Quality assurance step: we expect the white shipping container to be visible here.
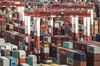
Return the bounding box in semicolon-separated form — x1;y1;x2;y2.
0;56;10;66
44;47;49;53
67;57;73;66
87;45;100;54
10;44;18;50
0;45;6;51
5;43;18;50
67;50;76;66
32;63;37;66
0;38;5;44
0;44;11;51
54;23;59;28
18;50;26;58
28;55;37;63
4;45;12;50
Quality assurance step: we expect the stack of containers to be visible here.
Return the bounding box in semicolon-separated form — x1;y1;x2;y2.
0;56;10;66
1;49;11;56
87;45;100;66
11;50;20;65
74;51;86;66
59;48;69;64
5;43;18;50
41;36;50;61
18;50;26;65
73;41;89;53
2;44;12;50
42;47;50;60
52;35;71;46
14;20;22;31
96;34;100;42
0;38;5;44
0;45;6;53
0;38;5;53
67;50;86;66
63;41;73;49
0;43;18;56
67;50;75;66
0;43;12;56
0;17;6;38
6;23;14;31
26;55;37;66
11;50;26;65
92;34;96;41
7;56;16;66
49;45;61;63
52;36;62;46
53;20;61;35
4;31;11;43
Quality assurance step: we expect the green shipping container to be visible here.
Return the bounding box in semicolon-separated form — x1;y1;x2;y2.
26;56;37;66
11;50;19;58
63;41;73;49
26;56;33;66
92;35;96;41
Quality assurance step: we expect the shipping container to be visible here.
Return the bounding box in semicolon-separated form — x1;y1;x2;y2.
0;56;10;66
7;56;16;66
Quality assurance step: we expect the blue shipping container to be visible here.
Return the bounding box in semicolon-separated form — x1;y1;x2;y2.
67;50;75;59
7;56;16;66
74;52;86;61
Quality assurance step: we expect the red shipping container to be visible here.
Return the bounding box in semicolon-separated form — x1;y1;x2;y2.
4;30;12;42
60;47;69;64
53;28;61;35
41;53;49;61
87;61;100;66
86;53;100;61
73;60;86;66
14;26;19;32
87;52;100;66
19;58;26;64
94;62;100;66
52;35;71;46
50;45;58;58
50;45;61;58
73;41;100;53
73;41;89;52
